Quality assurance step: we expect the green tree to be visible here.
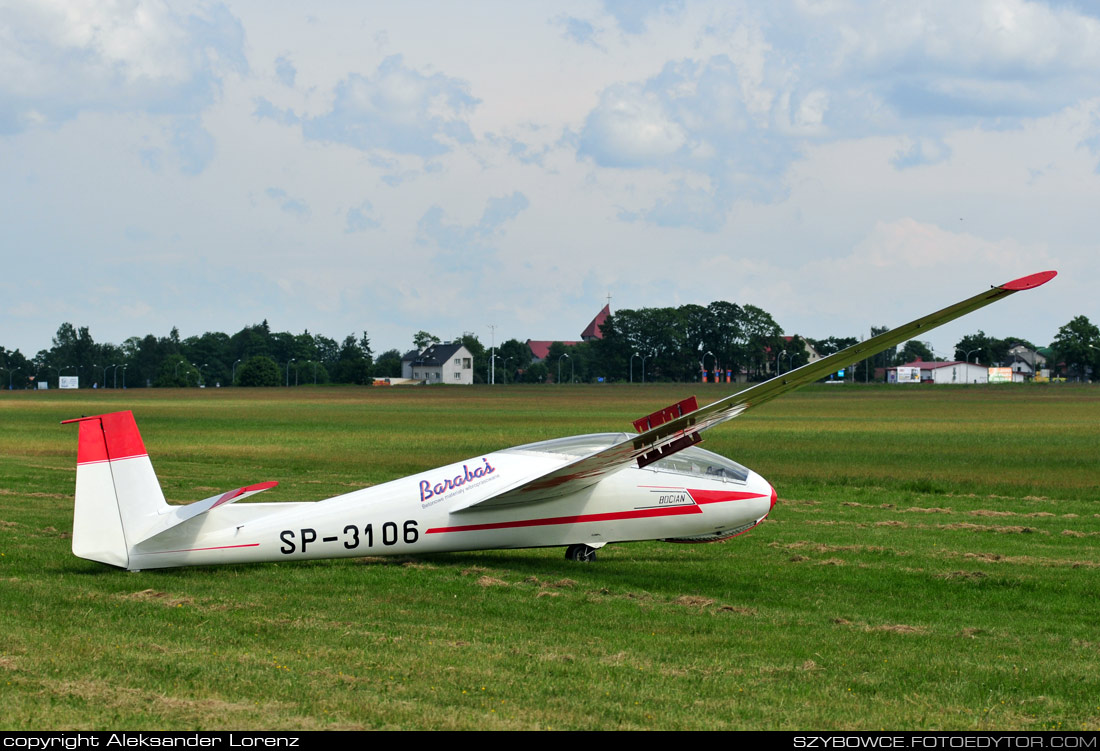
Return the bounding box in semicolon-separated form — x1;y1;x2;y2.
954;331;1008;366
897;340;936;363
373;349;403;378
413;330;440;349
236;355;281;387
333;333;373;384
0;347;33;389
154;355;201;387
1051;315;1099;381
496;339;533;383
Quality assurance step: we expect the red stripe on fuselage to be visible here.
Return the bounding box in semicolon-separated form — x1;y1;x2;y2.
427;504;702;535
687;490;768;505
147;543;261;554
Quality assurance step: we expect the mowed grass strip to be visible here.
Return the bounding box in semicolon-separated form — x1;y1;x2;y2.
0;384;1097;730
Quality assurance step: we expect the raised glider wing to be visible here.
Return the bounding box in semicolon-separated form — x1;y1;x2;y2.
65;270;1056;570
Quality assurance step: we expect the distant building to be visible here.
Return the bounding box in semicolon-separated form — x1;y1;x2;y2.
887;359;990;384
527;305;610;362
783;336;823;365
1007;344;1047;379
400;342;475;384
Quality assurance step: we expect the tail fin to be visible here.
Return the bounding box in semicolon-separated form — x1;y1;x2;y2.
63;411;170;568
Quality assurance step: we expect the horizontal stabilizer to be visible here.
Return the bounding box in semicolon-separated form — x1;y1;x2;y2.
132;481;278;544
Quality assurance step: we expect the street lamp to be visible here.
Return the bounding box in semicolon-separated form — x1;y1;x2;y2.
702;350;716;382
121;365;128;389
232;359;242;385
503;357;513;384
965;348;981;385
641;352;653;383
557;352;570;385
286;358;296;387
776;349;786;376
630;352;640;383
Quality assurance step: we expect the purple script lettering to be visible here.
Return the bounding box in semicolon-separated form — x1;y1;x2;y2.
420;458;496;503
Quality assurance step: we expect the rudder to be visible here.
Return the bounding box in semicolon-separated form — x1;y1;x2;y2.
64;412;170;569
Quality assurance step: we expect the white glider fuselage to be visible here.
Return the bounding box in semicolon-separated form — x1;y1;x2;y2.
71;419;774;571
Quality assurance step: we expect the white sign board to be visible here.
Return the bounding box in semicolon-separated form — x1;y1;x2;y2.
59;376;79;390
894;367;920;383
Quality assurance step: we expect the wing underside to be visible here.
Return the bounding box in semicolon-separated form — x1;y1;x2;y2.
453;270;1056;511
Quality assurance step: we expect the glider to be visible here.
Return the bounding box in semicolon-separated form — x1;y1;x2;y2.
65;271;1056;570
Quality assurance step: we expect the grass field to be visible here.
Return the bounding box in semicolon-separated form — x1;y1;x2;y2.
1;383;1098;730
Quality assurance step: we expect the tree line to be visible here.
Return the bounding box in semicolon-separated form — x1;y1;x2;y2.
2;309;1098;389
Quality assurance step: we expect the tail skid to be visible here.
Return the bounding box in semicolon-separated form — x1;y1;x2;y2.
64;412;278;569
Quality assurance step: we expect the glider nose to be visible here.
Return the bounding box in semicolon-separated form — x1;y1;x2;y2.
768;483;777;512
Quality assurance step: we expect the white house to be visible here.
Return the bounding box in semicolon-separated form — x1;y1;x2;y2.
888;360;990;384
400;342;475;385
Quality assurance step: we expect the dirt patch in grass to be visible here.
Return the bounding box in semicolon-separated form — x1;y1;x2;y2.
871;624;926;634
476;576;508;588
0;656;19;671
950;551;1100;569
832;618;926;635
0;489;70;499
47;679;292;726
899;507;953;514
874;520;908;527
523;576;576;589
718;605;756;615
818;558;845;566
937;570;988;581
673;595;715;608
969;509;1018;517
0;520;18;528
772;540;887;554
357;556;426;567
938;523;1049;535
123;589;195;608
789;554;810;562
535;590;560;598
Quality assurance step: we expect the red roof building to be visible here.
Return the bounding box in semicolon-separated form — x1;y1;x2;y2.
527;305;610;362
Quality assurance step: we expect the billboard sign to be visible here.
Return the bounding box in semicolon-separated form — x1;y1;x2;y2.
894;367;920;384
988;367;1013;384
59;376;79;390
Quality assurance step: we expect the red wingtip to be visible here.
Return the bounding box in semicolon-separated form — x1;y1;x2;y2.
1001;270;1057;291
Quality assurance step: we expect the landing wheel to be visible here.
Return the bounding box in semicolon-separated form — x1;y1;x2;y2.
565;544;597;562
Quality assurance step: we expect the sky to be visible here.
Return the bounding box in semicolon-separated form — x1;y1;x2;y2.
2;0;1096;359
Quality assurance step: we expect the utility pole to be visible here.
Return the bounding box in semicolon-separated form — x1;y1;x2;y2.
488;323;496;385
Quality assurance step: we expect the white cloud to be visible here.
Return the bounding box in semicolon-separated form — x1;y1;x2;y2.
0;0;245;132
298;55;478;157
